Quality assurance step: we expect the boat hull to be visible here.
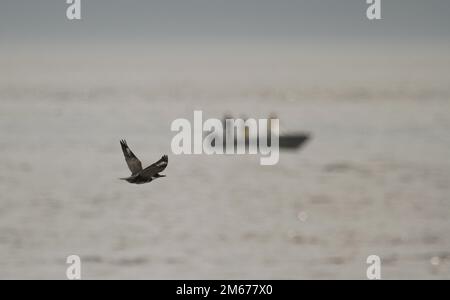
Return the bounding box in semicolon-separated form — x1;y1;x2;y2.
210;132;311;150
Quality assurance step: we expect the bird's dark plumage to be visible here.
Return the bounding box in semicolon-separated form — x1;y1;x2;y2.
119;140;168;184
120;140;142;175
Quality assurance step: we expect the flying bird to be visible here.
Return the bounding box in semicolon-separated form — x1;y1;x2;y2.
119;140;168;184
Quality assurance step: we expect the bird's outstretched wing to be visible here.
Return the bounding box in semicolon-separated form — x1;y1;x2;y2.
120;140;143;175
140;155;168;179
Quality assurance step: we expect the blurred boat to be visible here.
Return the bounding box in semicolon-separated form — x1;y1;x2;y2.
277;132;311;150
210;132;311;151
210;113;312;151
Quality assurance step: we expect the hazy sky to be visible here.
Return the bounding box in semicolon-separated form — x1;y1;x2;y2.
1;0;450;43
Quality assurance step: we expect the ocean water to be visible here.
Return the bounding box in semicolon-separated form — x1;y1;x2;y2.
0;43;449;279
